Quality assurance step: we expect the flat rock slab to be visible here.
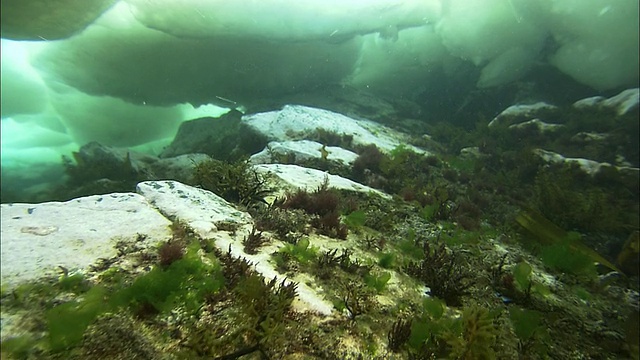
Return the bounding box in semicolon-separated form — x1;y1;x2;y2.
250;140;358;166
254;163;391;199
0;193;172;289
136;180;252;239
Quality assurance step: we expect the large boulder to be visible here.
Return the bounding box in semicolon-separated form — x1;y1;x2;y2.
160;110;262;159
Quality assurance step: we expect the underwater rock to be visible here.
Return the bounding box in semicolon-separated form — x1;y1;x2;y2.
0;193;172;290
488;88;639;171
573;88;640;116
603;88;640;115
570;132;610;144
136;180;252;240
72;141;157;180
508;118;565;133
149;153;212;184
68;142;213;197
241;104;425;154
160;110;256;159
245;85;415;125
249;140;358;166
253;163;390;199
533;149;639;177
459;146;484;160
488;102;558;127
1;179;336;316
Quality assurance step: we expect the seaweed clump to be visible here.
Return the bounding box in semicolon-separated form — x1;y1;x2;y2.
279;177;349;239
157;240;185;268
190;247;299;359
532;164;637;235
406;241;473;306
79;314;159;360
388;318;412;352
192;158;271;206
443;305;498;360
242;226;268;255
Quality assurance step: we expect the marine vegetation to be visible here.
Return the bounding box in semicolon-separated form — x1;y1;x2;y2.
363;270;391;293
406;240;473;306
336;280;375;320
492;257;551;305
192;158;272;206
272;237;319;272
252;204;308;240
55;143;144;200
157;239;185;268
315;248;367;277
393;296;502;359
532;164;638;235
309;127;354;149
46;285;110;351
443;305;499;360
388;318;412;352
25;236;223;354
78;313;160;360
516;209;620;274
351;144;443;200
508;306;550;357
279;176;349;239
187;246;299;359
241;226;269;254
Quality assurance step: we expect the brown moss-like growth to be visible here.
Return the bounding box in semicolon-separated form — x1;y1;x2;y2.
252;205;308;240
388;318;412;352
406;241;473;307
352;144;385;181
157;241;185;268
280;178;349;239
340;280;374;321
453;198;482;231
315;248;370;280
194;245;299;359
242;226;268;255
310;128;354;149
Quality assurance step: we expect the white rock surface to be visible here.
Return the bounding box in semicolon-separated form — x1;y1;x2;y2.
573;96;606;109
136;180;251;240
242;104;424;154
249;140;358;166
0;193;172;289
573;88;639;116
508;118;564;132
489;102;558;127
253;163;391;199
602;88;639;115
534;149;606;175
533;149;639;176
